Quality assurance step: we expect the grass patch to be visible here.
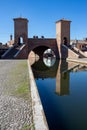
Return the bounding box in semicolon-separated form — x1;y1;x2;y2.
22;123;34;130
14;78;30;100
7;60;31;100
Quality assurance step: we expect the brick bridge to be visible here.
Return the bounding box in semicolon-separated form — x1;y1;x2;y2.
13;18;71;59
2;17;85;59
28;38;59;58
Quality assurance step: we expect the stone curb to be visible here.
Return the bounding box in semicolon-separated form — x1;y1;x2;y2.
27;60;49;130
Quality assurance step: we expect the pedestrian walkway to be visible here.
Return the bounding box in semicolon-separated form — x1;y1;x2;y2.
0;60;34;130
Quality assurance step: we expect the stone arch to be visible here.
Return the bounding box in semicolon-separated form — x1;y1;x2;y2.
18;36;23;45
15;34;28;45
20;37;23;43
63;37;68;46
28;45;56;59
43;49;56;58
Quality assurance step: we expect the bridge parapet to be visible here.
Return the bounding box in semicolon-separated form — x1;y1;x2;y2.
28;38;57;46
28;38;59;58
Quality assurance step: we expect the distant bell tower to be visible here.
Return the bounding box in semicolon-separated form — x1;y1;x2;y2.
10;34;12;41
13;17;28;44
56;18;71;46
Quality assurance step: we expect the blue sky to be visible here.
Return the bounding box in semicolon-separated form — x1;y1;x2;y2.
0;0;87;43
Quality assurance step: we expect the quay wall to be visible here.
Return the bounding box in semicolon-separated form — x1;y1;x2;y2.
28;59;49;130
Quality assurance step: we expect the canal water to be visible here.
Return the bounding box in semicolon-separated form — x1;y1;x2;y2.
31;58;87;130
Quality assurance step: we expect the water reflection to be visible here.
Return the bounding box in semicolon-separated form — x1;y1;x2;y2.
56;61;70;96
31;59;87;130
31;59;81;96
43;57;56;67
31;58;58;79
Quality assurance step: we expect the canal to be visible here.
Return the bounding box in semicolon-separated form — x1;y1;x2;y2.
31;58;87;130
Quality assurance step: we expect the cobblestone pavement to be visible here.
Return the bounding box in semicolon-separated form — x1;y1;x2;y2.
0;60;34;130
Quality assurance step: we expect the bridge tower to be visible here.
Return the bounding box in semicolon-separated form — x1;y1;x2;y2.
56;18;71;46
56;60;69;96
56;19;71;59
13;17;28;44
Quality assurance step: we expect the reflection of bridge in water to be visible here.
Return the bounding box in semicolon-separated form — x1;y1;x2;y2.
31;59;58;79
31;59;87;96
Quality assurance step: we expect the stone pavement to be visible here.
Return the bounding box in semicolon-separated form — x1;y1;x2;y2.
0;60;34;130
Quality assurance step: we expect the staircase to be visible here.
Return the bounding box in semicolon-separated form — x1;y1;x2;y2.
71;47;87;58
62;44;87;59
2;45;23;59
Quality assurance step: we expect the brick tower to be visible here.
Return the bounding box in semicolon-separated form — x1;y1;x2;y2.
56;19;71;59
13;17;28;44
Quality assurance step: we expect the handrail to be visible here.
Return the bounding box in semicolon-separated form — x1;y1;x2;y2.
62;44;87;58
73;47;87;58
62;44;79;57
1;46;14;58
14;44;25;58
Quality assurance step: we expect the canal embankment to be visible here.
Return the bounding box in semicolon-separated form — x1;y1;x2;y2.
0;60;34;130
28;59;49;130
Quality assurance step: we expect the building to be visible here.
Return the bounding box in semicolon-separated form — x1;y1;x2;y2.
71;38;87;51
